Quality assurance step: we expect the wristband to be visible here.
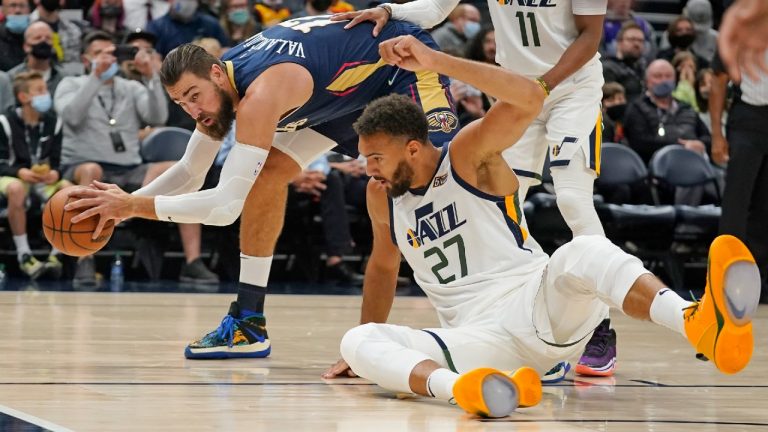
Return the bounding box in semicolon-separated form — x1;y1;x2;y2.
535;77;550;97
377;3;392;19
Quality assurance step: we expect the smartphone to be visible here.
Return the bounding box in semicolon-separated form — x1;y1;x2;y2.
115;45;139;63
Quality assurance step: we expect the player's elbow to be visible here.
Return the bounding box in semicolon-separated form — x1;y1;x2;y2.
203;200;245;226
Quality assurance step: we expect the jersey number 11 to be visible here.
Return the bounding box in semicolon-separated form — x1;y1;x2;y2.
515;12;541;47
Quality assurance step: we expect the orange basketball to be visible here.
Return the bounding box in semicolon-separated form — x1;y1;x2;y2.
42;189;115;257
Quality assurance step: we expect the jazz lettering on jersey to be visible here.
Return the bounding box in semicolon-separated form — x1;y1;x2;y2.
241;33;306;59
406;202;467;249
498;0;556;7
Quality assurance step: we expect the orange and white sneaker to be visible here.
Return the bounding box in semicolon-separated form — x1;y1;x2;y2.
684;235;761;374
452;367;541;418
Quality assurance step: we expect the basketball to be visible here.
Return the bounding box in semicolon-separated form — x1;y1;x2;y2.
42;188;115;257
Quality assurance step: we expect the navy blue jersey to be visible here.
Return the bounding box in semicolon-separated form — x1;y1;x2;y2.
221;16;457;140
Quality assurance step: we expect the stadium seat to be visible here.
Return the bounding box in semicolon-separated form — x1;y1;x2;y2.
649;145;722;287
595;143;678;287
140;127;192;163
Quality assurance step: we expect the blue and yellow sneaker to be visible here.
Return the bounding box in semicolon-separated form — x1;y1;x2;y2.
184;301;271;359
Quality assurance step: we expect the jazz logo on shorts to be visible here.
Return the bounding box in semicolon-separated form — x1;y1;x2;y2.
552;136;578;158
427;111;459;134
406;201;467;249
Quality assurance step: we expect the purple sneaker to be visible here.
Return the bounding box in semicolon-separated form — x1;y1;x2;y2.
576;319;617;377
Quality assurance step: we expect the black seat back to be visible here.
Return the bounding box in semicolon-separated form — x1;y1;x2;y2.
140;127;192;163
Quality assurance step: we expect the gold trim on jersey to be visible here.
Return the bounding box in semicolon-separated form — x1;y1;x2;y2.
224;61;237;93
504;192;528;241
593;111;603;175
415;70;450;113
326;58;389;94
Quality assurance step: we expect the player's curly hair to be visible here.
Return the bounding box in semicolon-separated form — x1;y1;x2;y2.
353;95;428;144
160;44;225;87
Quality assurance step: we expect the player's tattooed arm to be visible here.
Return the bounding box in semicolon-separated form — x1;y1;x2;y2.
539;14;604;91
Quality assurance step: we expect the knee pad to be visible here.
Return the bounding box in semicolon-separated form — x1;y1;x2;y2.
340;323;376;366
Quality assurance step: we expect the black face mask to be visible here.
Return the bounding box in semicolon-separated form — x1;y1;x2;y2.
100;5;122;18
40;0;60;12
606;103;627;121
669;33;695;49
31;41;53;59
310;0;332;11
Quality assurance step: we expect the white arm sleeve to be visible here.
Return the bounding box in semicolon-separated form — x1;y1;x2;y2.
388;0;459;29
133;129;221;197
154;143;269;226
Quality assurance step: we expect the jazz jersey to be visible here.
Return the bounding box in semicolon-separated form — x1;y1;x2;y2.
221;16;455;135
488;0;607;77
389;145;549;328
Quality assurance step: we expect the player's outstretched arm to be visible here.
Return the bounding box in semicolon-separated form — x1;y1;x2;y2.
66;63;313;235
332;0;459;36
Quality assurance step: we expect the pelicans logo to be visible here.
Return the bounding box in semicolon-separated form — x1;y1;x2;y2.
405;202;467;249
427;111;459;134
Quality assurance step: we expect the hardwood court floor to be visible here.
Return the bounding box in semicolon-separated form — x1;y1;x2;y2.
0;291;766;431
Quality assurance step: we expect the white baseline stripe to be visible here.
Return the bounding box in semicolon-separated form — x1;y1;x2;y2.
0;403;75;432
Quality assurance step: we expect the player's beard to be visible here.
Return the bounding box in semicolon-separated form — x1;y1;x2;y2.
198;86;235;140
387;160;415;198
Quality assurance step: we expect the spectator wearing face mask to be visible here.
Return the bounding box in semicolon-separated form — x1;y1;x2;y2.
220;0;258;45
602;21;647;103
624;59;711;164
601;82;627;144
429;4;481;55
30;0;84;68
0;71;69;279
8;21;69;97
89;0;127;40
146;0;230;57
656;16;710;71
0;0;32;71
252;0;291;28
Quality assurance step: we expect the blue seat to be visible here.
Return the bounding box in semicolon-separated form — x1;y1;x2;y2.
140;127;191;163
595;143;679;286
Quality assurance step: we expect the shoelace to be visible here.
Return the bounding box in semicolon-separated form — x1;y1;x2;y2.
583;326;612;357
682;290;701;321
216;315;239;348
215;314;266;347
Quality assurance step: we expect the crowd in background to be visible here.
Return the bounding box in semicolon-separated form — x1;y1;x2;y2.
0;0;764;296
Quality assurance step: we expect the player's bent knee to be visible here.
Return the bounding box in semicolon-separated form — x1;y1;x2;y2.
340;323;378;366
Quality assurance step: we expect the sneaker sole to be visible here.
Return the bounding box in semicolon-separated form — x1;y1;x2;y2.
185;344;271;360
705;235;760;374
453;367;541;418
575;358;616;377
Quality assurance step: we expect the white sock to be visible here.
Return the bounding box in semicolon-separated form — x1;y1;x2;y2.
49;248;61;257
649;288;690;336
239;254;273;286
426;368;459;401
13;235;31;260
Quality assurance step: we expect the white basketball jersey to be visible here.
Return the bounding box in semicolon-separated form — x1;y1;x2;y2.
488;0;607;77
390;146;549;328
